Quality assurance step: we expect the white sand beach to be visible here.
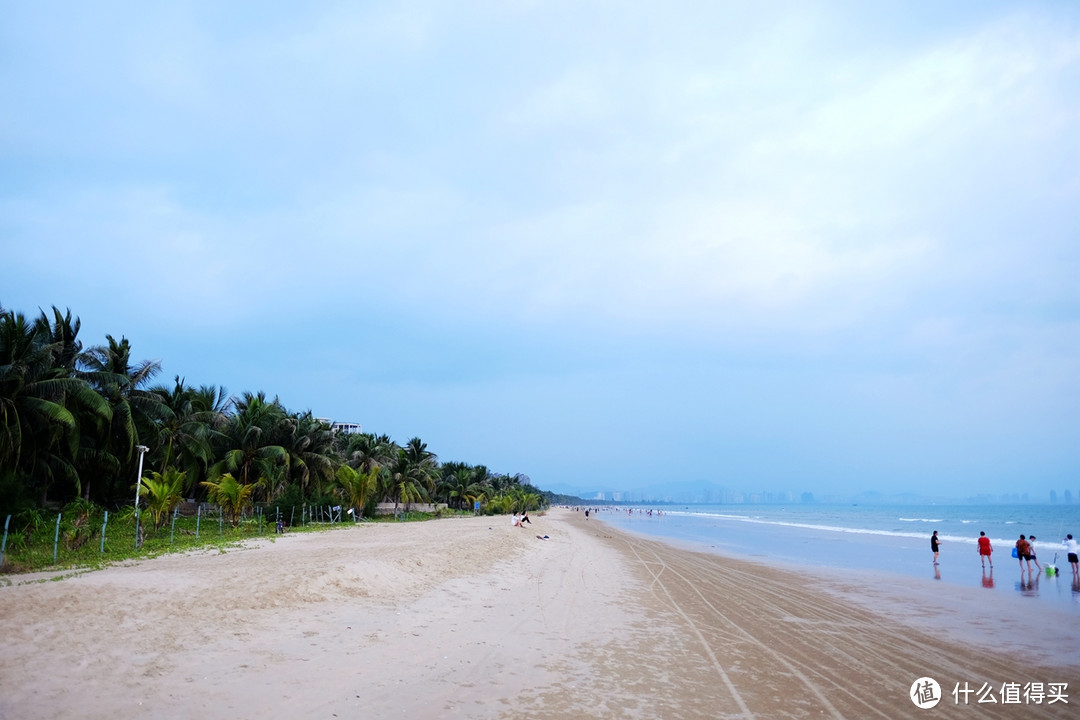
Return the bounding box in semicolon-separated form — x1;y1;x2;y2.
1;508;1077;719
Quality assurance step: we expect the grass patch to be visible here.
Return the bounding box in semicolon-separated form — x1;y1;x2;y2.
0;506;450;576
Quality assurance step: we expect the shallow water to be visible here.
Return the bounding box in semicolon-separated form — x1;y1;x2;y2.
590;503;1080;611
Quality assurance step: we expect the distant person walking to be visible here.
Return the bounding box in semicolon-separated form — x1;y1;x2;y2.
1064;534;1079;576
1015;535;1034;573
930;531;941;565
977;531;993;569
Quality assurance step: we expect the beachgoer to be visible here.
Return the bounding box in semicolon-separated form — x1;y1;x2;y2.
1015;535;1033;572
521;510;531;525
930;531;941;564
511;512;522;527
1064;534;1079;575
1028;535;1042;572
584;509;589;520
977;531;993;569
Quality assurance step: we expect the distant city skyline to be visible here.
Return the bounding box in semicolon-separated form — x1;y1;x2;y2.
569;484;1078;505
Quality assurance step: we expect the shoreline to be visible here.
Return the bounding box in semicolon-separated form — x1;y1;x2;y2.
591;506;1080;611
1;509;1076;719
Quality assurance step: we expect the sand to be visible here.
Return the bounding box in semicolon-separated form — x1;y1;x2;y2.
1;508;1077;719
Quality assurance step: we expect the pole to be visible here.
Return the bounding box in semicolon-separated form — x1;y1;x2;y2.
1;514;10;566
53;513;62;565
133;445;149;549
100;511;108;556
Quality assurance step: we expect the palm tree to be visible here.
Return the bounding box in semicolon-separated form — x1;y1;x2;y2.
280;412;335;496
388;448;431;517
334;465;377;518
209;392;289;499
78;335;168;504
201;473;254;527
0;308;110;508
441;465;482;510
342;432;395;475
403;436;438;500
140;467;186;530
149;377;225;496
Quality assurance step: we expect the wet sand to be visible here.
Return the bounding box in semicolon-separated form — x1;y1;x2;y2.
0;508;1077;719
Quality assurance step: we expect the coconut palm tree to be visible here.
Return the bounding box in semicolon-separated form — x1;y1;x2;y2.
140;467;186;530
149;377;225;496
440;465;482;510
280;412;335;496
403;436;438;500
201;473;254;527
0;308;110;508
209;392;289;499
334;465;378;518
78;335;168;504
342;432;395;475
388;448;432;517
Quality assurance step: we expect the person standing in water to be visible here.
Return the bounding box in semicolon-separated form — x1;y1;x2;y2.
977;531;993;569
1028;535;1042;573
1015;535;1034;573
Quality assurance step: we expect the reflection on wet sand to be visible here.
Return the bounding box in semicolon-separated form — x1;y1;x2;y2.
1017;571;1040;597
981;568;994;589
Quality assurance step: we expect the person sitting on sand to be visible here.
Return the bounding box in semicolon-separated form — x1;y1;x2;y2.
511;513;523;527
521;510;531;525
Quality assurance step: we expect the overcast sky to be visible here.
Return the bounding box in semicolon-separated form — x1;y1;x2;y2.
3;1;1078;500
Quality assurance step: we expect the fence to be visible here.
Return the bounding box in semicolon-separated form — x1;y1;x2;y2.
0;503;369;572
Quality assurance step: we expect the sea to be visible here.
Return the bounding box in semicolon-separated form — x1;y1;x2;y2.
590;502;1080;610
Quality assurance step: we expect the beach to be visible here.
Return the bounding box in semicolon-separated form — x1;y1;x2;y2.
1;508;1077;719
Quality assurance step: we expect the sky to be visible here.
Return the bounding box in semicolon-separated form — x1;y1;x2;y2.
2;1;1079;501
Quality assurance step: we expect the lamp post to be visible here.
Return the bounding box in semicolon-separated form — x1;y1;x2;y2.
134;445;149;549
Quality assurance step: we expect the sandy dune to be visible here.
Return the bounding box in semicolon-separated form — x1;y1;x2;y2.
1;509;1076;719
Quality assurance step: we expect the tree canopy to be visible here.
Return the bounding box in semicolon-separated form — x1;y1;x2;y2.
0;303;551;519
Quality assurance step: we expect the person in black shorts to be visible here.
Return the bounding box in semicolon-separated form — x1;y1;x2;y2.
930;531;941;565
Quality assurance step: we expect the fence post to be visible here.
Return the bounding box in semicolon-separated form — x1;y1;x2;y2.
99;511;108;556
170;507;178;544
53;513;62;565
1;515;10;566
196;505;201;539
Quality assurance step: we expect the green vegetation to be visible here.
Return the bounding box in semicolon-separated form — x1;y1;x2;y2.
0;498;465;576
0;303;551;573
